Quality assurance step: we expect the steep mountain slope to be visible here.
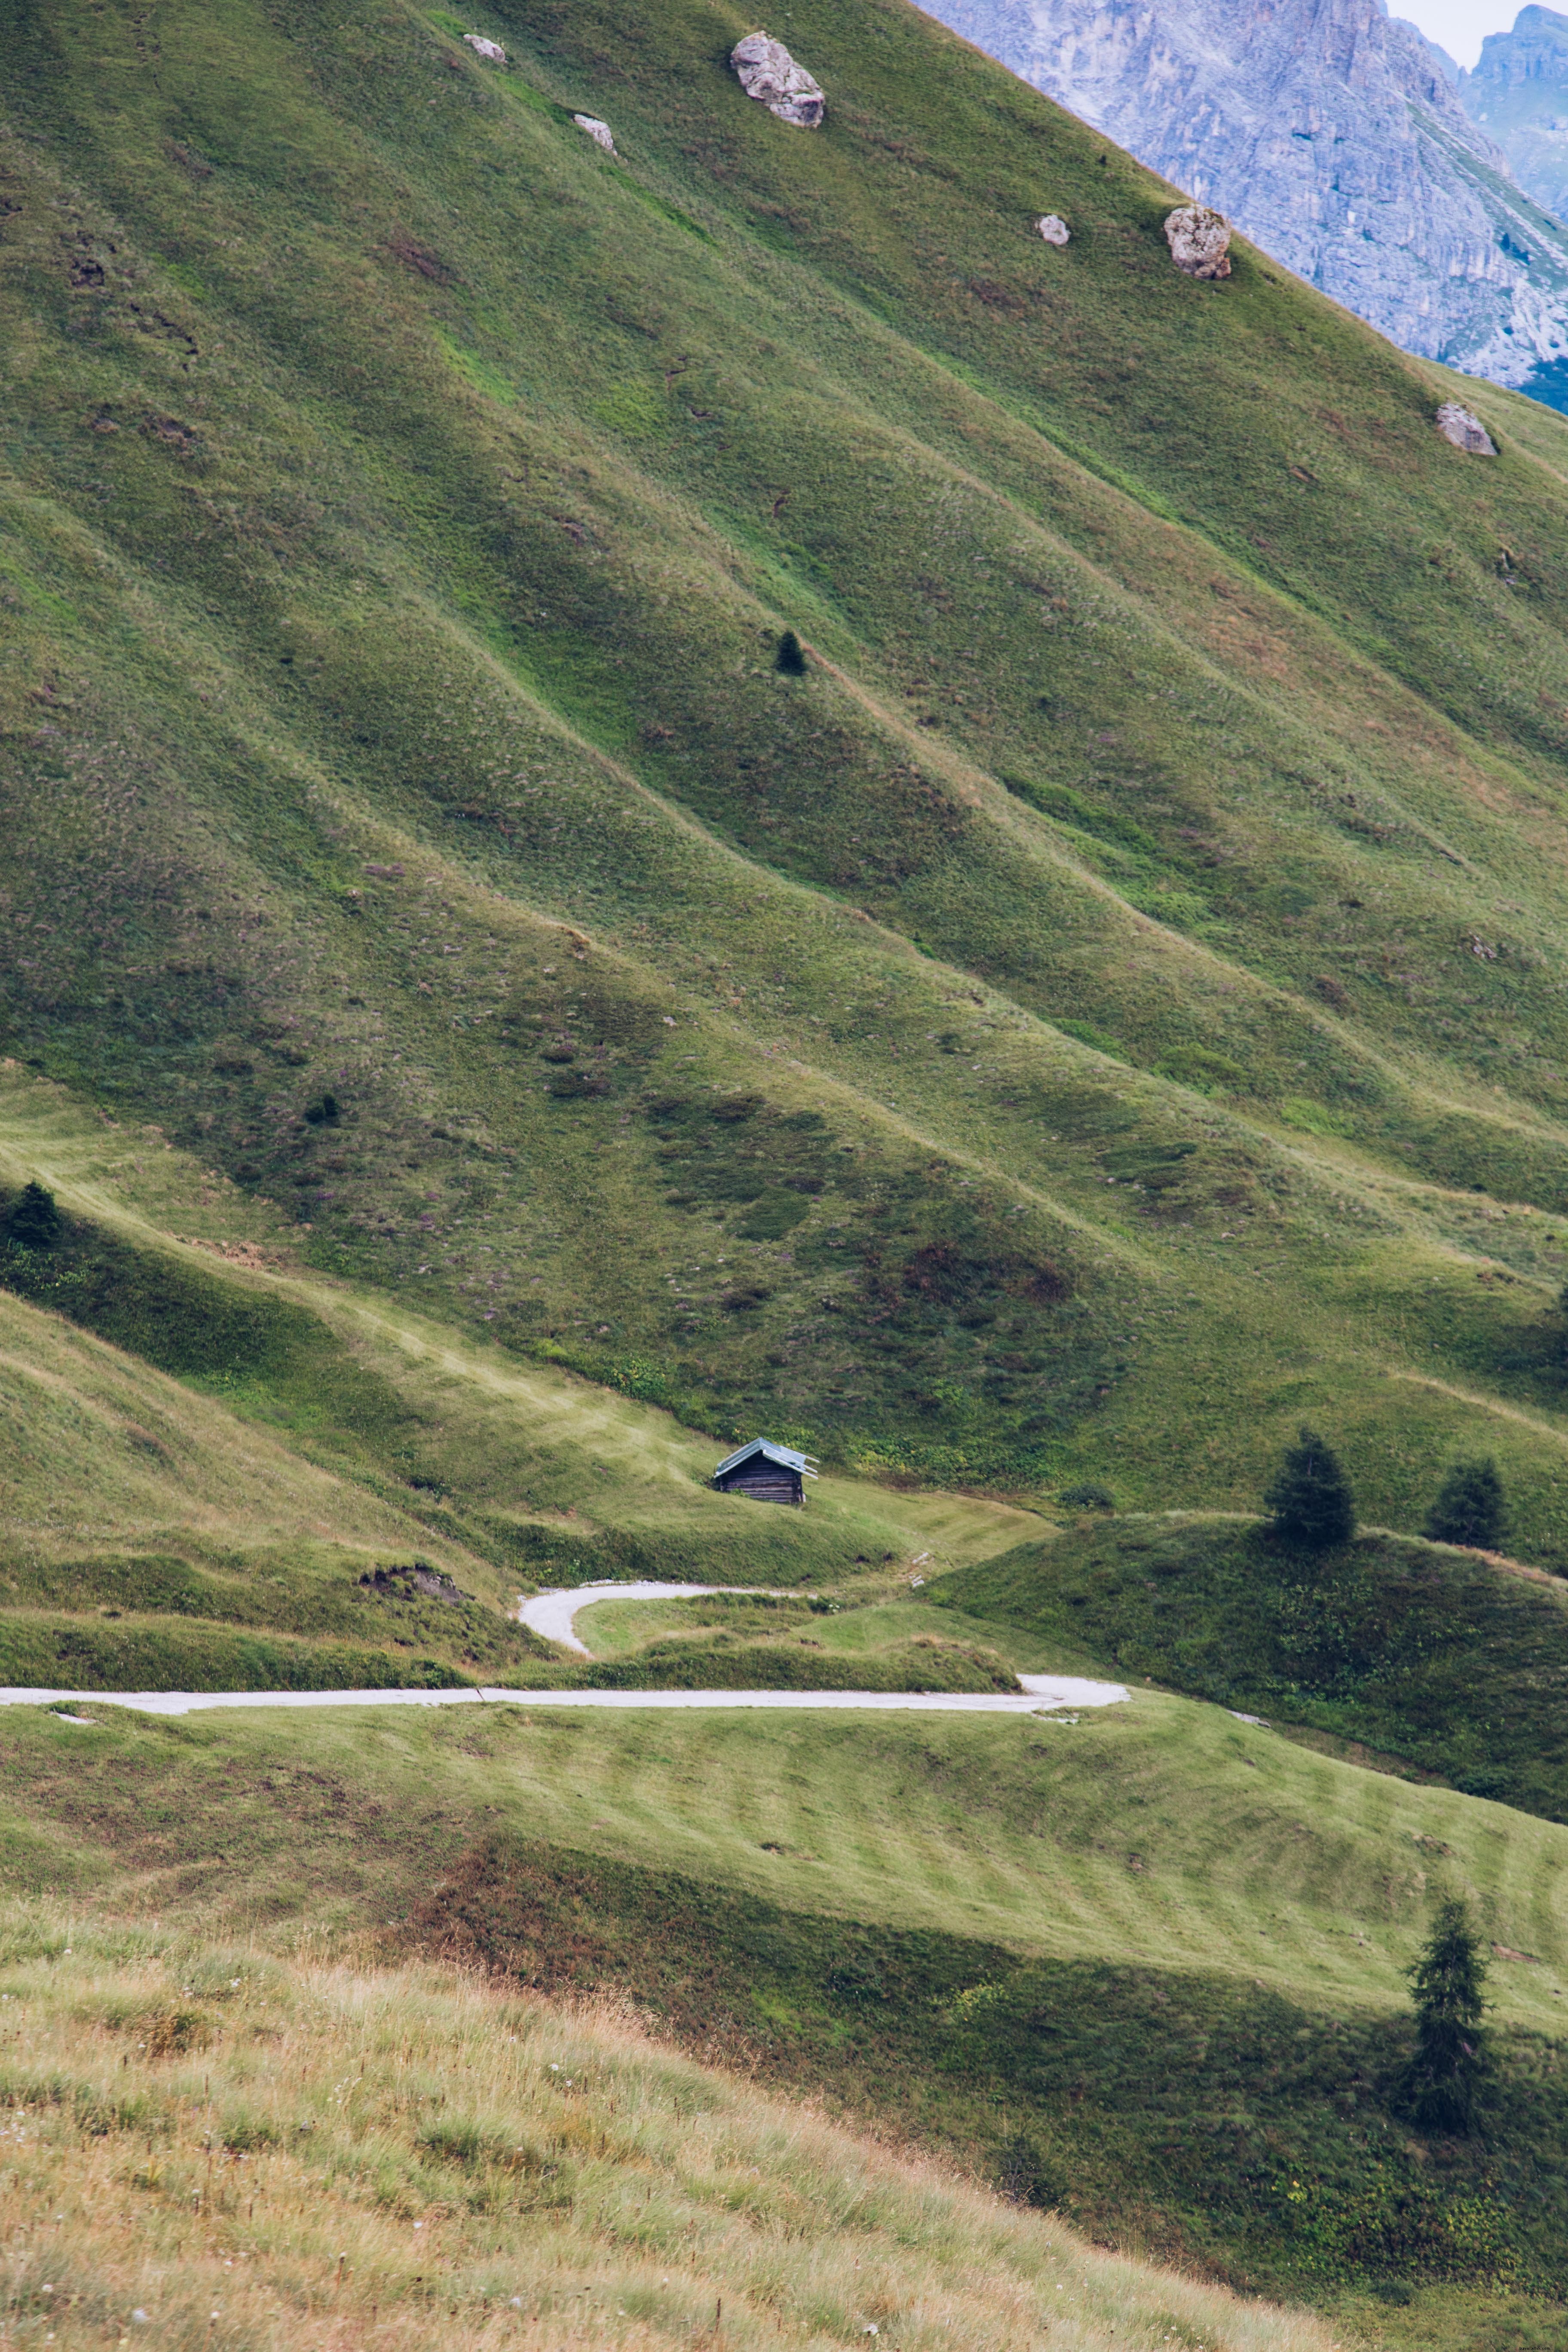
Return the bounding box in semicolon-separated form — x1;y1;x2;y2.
1465;6;1568;233
13;0;1568;1561
916;0;1568;397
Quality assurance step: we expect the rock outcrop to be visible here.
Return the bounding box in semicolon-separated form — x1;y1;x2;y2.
462;34;505;62
1164;203;1231;279
914;0;1568;404
1036;212;1071;245
1463;8;1568;227
1436;402;1499;454
573;114;617;153
730;31;826;128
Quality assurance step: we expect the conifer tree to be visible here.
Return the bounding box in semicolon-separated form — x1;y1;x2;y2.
1406;1897;1487;2134
6;1180;60;1249
775;629;807;676
1264;1425;1355;1550
1425;1456;1505;1551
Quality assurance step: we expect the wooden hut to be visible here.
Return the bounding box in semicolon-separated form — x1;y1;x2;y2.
711;1438;818;1507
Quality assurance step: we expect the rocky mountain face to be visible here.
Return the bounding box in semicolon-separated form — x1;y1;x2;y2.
920;0;1568;401
1464;8;1568;227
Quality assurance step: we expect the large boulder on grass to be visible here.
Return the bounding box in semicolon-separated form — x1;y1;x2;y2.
731;31;826;128
1436;402;1497;455
1164;203;1232;279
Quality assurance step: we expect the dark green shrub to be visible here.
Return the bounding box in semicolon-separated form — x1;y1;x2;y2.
775;629;807;676
1265;1426;1355;1550
1425;1457;1505;1550
6;1181;61;1248
1405;1898;1487;2135
1058;1482;1113;1509
737;1188;810;1240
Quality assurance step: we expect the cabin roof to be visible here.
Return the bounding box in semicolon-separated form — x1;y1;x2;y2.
713;1437;819;1480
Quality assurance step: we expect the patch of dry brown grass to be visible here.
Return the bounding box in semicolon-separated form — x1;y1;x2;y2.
0;1907;1340;2351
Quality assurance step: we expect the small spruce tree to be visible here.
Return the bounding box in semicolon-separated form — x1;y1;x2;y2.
1425;1456;1505;1551
1264;1424;1355;1550
1406;1897;1487;2134
775;628;807;676
7;1180;60;1249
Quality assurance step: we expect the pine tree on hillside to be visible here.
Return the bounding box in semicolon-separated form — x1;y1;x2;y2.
1264;1425;1355;1550
1406;1898;1488;2135
775;629;807;675
1425;1457;1506;1551
6;1180;60;1249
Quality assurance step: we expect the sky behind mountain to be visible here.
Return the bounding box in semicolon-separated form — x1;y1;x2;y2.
1399;0;1513;68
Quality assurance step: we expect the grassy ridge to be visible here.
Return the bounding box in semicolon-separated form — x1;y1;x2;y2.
11;0;1568;1536
0;1070;1042;1683
417;1831;1567;2303
932;1520;1568;1822
1;1689;1567;2337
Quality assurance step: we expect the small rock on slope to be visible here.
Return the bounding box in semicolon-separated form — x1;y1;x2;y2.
1436;401;1498;455
573;114;617;153
1164;202;1232;279
1037;213;1071;245
731;31;826;129
463;34;505;62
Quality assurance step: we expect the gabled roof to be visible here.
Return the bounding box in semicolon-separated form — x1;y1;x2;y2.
713;1437;820;1480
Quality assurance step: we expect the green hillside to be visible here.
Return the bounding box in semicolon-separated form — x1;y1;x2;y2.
9;0;1568;1547
12;0;1568;2336
4;1681;1568;2345
935;1517;1568;1822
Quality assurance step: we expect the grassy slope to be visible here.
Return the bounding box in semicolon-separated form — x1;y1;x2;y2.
0;1925;1336;2352
7;4;1568;2334
11;0;1568;1555
932;1518;1568;1822
0;1063;1036;1683
2;1686;1568;2340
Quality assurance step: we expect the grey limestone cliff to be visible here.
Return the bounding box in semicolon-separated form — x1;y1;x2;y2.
919;0;1568;401
1464;8;1568;227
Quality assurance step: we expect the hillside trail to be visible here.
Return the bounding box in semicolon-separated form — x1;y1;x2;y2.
519;1579;788;1654
0;1677;1129;1718
518;1582;1140;1707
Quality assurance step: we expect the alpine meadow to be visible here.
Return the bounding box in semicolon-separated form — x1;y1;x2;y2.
7;1;1568;2346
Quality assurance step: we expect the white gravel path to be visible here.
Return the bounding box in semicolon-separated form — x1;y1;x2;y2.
518;1580;785;1657
0;1582;1129;1719
0;1677;1127;1719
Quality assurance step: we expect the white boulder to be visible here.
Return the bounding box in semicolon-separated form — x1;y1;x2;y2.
1436;401;1498;455
573;114;617;153
730;31;825;129
462;34;505;62
1164;203;1232;279
1036;214;1071;246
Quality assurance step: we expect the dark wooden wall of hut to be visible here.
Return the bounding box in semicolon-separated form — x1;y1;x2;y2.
716;1468;802;1506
